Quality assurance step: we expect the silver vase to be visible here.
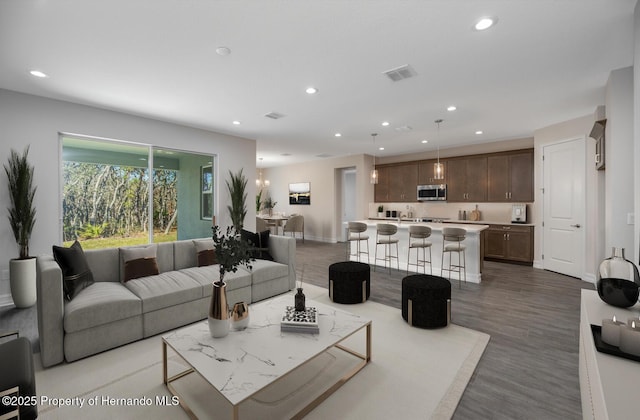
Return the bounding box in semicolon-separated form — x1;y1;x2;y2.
231;301;250;330
208;280;230;337
597;247;640;308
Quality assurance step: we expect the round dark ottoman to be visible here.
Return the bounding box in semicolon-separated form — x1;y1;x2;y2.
329;261;371;304
402;274;451;328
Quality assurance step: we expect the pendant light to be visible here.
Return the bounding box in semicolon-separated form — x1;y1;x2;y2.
433;119;444;180
256;158;270;188
370;133;379;184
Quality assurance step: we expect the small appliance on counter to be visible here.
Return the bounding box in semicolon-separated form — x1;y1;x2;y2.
511;204;527;223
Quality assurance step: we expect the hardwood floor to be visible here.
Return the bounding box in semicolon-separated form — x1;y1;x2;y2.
295;239;593;420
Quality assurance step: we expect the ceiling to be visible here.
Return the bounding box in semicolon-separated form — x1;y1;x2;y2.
0;1;636;167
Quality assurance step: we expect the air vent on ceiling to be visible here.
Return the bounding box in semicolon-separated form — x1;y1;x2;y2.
264;112;285;120
395;125;413;133
316;153;333;158
383;64;417;82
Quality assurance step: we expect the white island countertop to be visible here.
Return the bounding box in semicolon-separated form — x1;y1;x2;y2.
347;220;488;283
360;219;489;233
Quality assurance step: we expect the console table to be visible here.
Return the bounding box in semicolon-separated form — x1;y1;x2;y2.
579;289;640;419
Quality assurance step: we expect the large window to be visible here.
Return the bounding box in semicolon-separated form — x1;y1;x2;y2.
61;135;215;249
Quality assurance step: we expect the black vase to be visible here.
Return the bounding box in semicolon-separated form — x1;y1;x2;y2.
597;247;640;308
295;288;306;312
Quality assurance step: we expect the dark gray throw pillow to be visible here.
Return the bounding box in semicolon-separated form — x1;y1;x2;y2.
52;240;95;301
241;229;274;261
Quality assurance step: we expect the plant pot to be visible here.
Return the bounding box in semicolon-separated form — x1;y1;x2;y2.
378;212;384;218
10;258;37;308
208;280;230;337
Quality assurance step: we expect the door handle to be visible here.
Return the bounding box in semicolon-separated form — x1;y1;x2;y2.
570;224;581;228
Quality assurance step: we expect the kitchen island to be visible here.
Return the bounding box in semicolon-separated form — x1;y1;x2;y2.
346;220;489;283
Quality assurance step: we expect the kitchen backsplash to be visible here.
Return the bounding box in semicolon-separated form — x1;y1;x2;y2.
369;202;533;223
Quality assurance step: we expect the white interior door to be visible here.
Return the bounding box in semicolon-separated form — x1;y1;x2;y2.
543;138;586;278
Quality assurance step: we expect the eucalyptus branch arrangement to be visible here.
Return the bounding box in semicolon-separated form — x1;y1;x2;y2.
211;225;253;285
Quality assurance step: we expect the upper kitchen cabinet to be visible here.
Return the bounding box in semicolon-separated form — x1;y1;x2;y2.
447;155;487;202
374;165;390;202
487;150;534;202
374;162;418;202
418;159;447;185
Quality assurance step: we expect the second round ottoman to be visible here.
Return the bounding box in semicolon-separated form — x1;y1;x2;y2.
328;261;371;304
402;274;451;328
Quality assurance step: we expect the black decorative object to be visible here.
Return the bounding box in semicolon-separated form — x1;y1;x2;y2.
597;247;640;308
294;288;306;312
328;261;371;304
402;274;451;329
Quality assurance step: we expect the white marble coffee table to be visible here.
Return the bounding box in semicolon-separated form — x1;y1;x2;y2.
162;294;372;419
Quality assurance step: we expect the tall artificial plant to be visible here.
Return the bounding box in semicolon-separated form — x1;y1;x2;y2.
226;169;248;232
4;146;37;259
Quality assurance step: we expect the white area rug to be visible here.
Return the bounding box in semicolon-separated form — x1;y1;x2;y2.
35;285;489;419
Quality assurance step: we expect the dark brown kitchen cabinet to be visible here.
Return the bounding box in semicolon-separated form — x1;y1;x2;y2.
389;163;418;202
487;150;533;202
374;163;418;202
446;156;487;202
484;224;533;264
418;159;447;185
374;166;390;202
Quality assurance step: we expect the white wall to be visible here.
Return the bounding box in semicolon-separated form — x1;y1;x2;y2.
605;67;635;256
635;3;640;265
260;154;374;242
0;89;255;303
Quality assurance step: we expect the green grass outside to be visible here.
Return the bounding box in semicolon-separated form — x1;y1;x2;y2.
64;231;178;249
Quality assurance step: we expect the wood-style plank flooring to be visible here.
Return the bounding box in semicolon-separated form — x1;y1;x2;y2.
294;239;593;420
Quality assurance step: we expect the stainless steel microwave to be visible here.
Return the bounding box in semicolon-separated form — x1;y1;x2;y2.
417;184;447;201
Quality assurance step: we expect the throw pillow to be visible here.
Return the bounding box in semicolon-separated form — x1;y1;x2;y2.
241;229;274;261
52;240;95;301
193;238;217;267
120;244;159;282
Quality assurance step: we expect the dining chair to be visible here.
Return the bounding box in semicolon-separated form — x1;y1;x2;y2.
283;215;304;242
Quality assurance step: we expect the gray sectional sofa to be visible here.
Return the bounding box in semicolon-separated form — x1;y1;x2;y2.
36;235;296;367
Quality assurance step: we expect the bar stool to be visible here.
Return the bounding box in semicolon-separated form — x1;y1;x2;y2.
407;225;432;274
441;227;467;288
374;223;399;273
347;222;370;262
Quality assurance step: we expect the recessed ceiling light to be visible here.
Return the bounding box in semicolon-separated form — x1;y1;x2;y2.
447;105;457;112
475;130;483;135
382;121;390;126
474;17;497;31
421;140;428;144
334;133;342;137
29;70;48;78
232;120;241;125
305;87;317;94
216;46;231;56
379;147;385;151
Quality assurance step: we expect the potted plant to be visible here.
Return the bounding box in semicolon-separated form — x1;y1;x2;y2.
208;225;254;337
377;205;384;218
256;189;263;213
263;196;277;216
226;169;248;232
4;146;37;308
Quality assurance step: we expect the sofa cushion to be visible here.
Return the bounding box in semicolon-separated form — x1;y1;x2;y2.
120;244;159;282
249;259;289;285
52;240;95;301
193;238;217;266
181;265;252;295
64;282;142;333
241;229;273;260
173;240;197;270
124;270;203;313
